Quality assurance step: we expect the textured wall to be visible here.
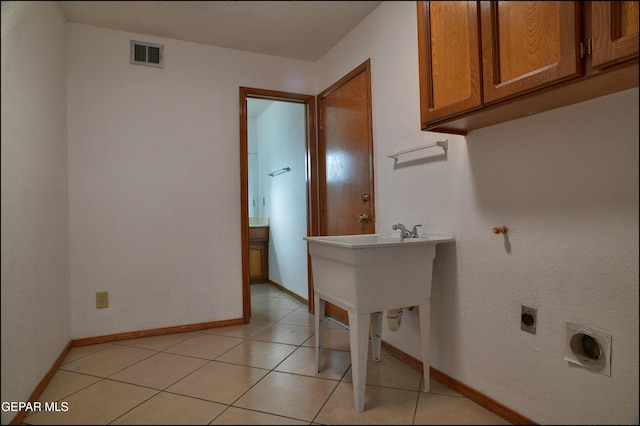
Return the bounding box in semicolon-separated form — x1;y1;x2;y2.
67;23;316;339
1;2;70;424
3;2;638;424
317;2;639;424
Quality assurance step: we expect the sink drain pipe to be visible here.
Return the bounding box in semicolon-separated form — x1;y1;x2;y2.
386;308;404;331
386;307;416;331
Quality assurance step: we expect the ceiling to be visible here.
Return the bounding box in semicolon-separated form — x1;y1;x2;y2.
57;1;383;62
247;98;274;118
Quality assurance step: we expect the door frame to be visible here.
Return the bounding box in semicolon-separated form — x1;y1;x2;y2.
239;87;317;322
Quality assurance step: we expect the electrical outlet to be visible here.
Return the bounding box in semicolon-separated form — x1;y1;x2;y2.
96;291;109;309
521;305;536;334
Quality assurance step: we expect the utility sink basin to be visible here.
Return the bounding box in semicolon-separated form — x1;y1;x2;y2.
305;233;454;412
305;234;454;313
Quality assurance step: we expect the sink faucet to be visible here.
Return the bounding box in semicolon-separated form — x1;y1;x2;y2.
392;223;411;238
392;223;422;239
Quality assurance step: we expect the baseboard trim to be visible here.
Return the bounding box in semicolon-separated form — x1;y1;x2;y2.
11;316;245;424
13;314;534;425
9;342;72;425
265;279;309;306
71;317;244;347
381;340;536;425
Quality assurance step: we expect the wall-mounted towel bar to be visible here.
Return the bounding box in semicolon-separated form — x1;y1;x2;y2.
387;139;448;161
268;167;291;177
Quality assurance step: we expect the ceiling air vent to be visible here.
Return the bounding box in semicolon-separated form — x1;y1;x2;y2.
130;40;164;68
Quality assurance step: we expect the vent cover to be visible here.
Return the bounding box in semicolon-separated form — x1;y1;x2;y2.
130;40;164;68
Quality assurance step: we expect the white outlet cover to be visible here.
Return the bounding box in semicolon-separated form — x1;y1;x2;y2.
564;321;611;376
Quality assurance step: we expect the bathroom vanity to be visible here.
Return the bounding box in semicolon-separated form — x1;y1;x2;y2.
249;219;269;283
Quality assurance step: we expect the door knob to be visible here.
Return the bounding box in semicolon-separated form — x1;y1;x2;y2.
361;193;370;202
357;213;369;223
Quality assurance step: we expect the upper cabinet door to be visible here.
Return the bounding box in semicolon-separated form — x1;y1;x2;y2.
480;1;582;104
417;1;482;127
591;1;639;69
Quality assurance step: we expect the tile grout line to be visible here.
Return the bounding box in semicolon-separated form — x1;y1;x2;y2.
221;307;335;424
40;284;460;424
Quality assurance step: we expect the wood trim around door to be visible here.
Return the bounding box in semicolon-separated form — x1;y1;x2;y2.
239;87;316;322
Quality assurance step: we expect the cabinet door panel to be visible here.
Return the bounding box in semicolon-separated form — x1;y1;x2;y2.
249;244;267;282
417;1;482;127
481;1;582;103
591;1;639;69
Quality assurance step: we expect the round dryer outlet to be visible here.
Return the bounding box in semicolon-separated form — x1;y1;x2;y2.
563;322;612;376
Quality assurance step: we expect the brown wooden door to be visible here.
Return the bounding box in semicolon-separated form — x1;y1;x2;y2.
591;1;639;70
417;1;482;128
318;60;375;237
480;1;582;104
313;59;375;323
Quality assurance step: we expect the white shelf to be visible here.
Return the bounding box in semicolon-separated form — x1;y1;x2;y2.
387;139;448;161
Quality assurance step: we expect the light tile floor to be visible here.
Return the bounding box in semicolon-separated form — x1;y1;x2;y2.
24;283;511;425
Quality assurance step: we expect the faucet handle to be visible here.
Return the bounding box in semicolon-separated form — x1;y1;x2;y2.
411;224;422;238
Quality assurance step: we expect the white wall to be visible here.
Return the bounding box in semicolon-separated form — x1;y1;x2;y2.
1;2;70;424
257;102;308;298
67;23;316;338
317;2;639;424
248;117;259;217
3;2;638;424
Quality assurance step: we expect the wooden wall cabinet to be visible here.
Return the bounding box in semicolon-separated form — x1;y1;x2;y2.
417;1;483;124
249;226;269;283
480;1;582;104
591;1;640;69
417;1;639;134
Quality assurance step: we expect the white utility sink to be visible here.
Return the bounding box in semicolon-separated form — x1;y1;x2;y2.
305;233;454;412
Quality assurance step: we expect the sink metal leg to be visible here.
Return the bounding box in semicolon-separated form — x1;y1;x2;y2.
419;302;431;393
370;311;383;361
348;311;370;413
315;296;325;374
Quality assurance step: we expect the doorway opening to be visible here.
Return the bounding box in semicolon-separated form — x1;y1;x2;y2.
239;87;317;322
